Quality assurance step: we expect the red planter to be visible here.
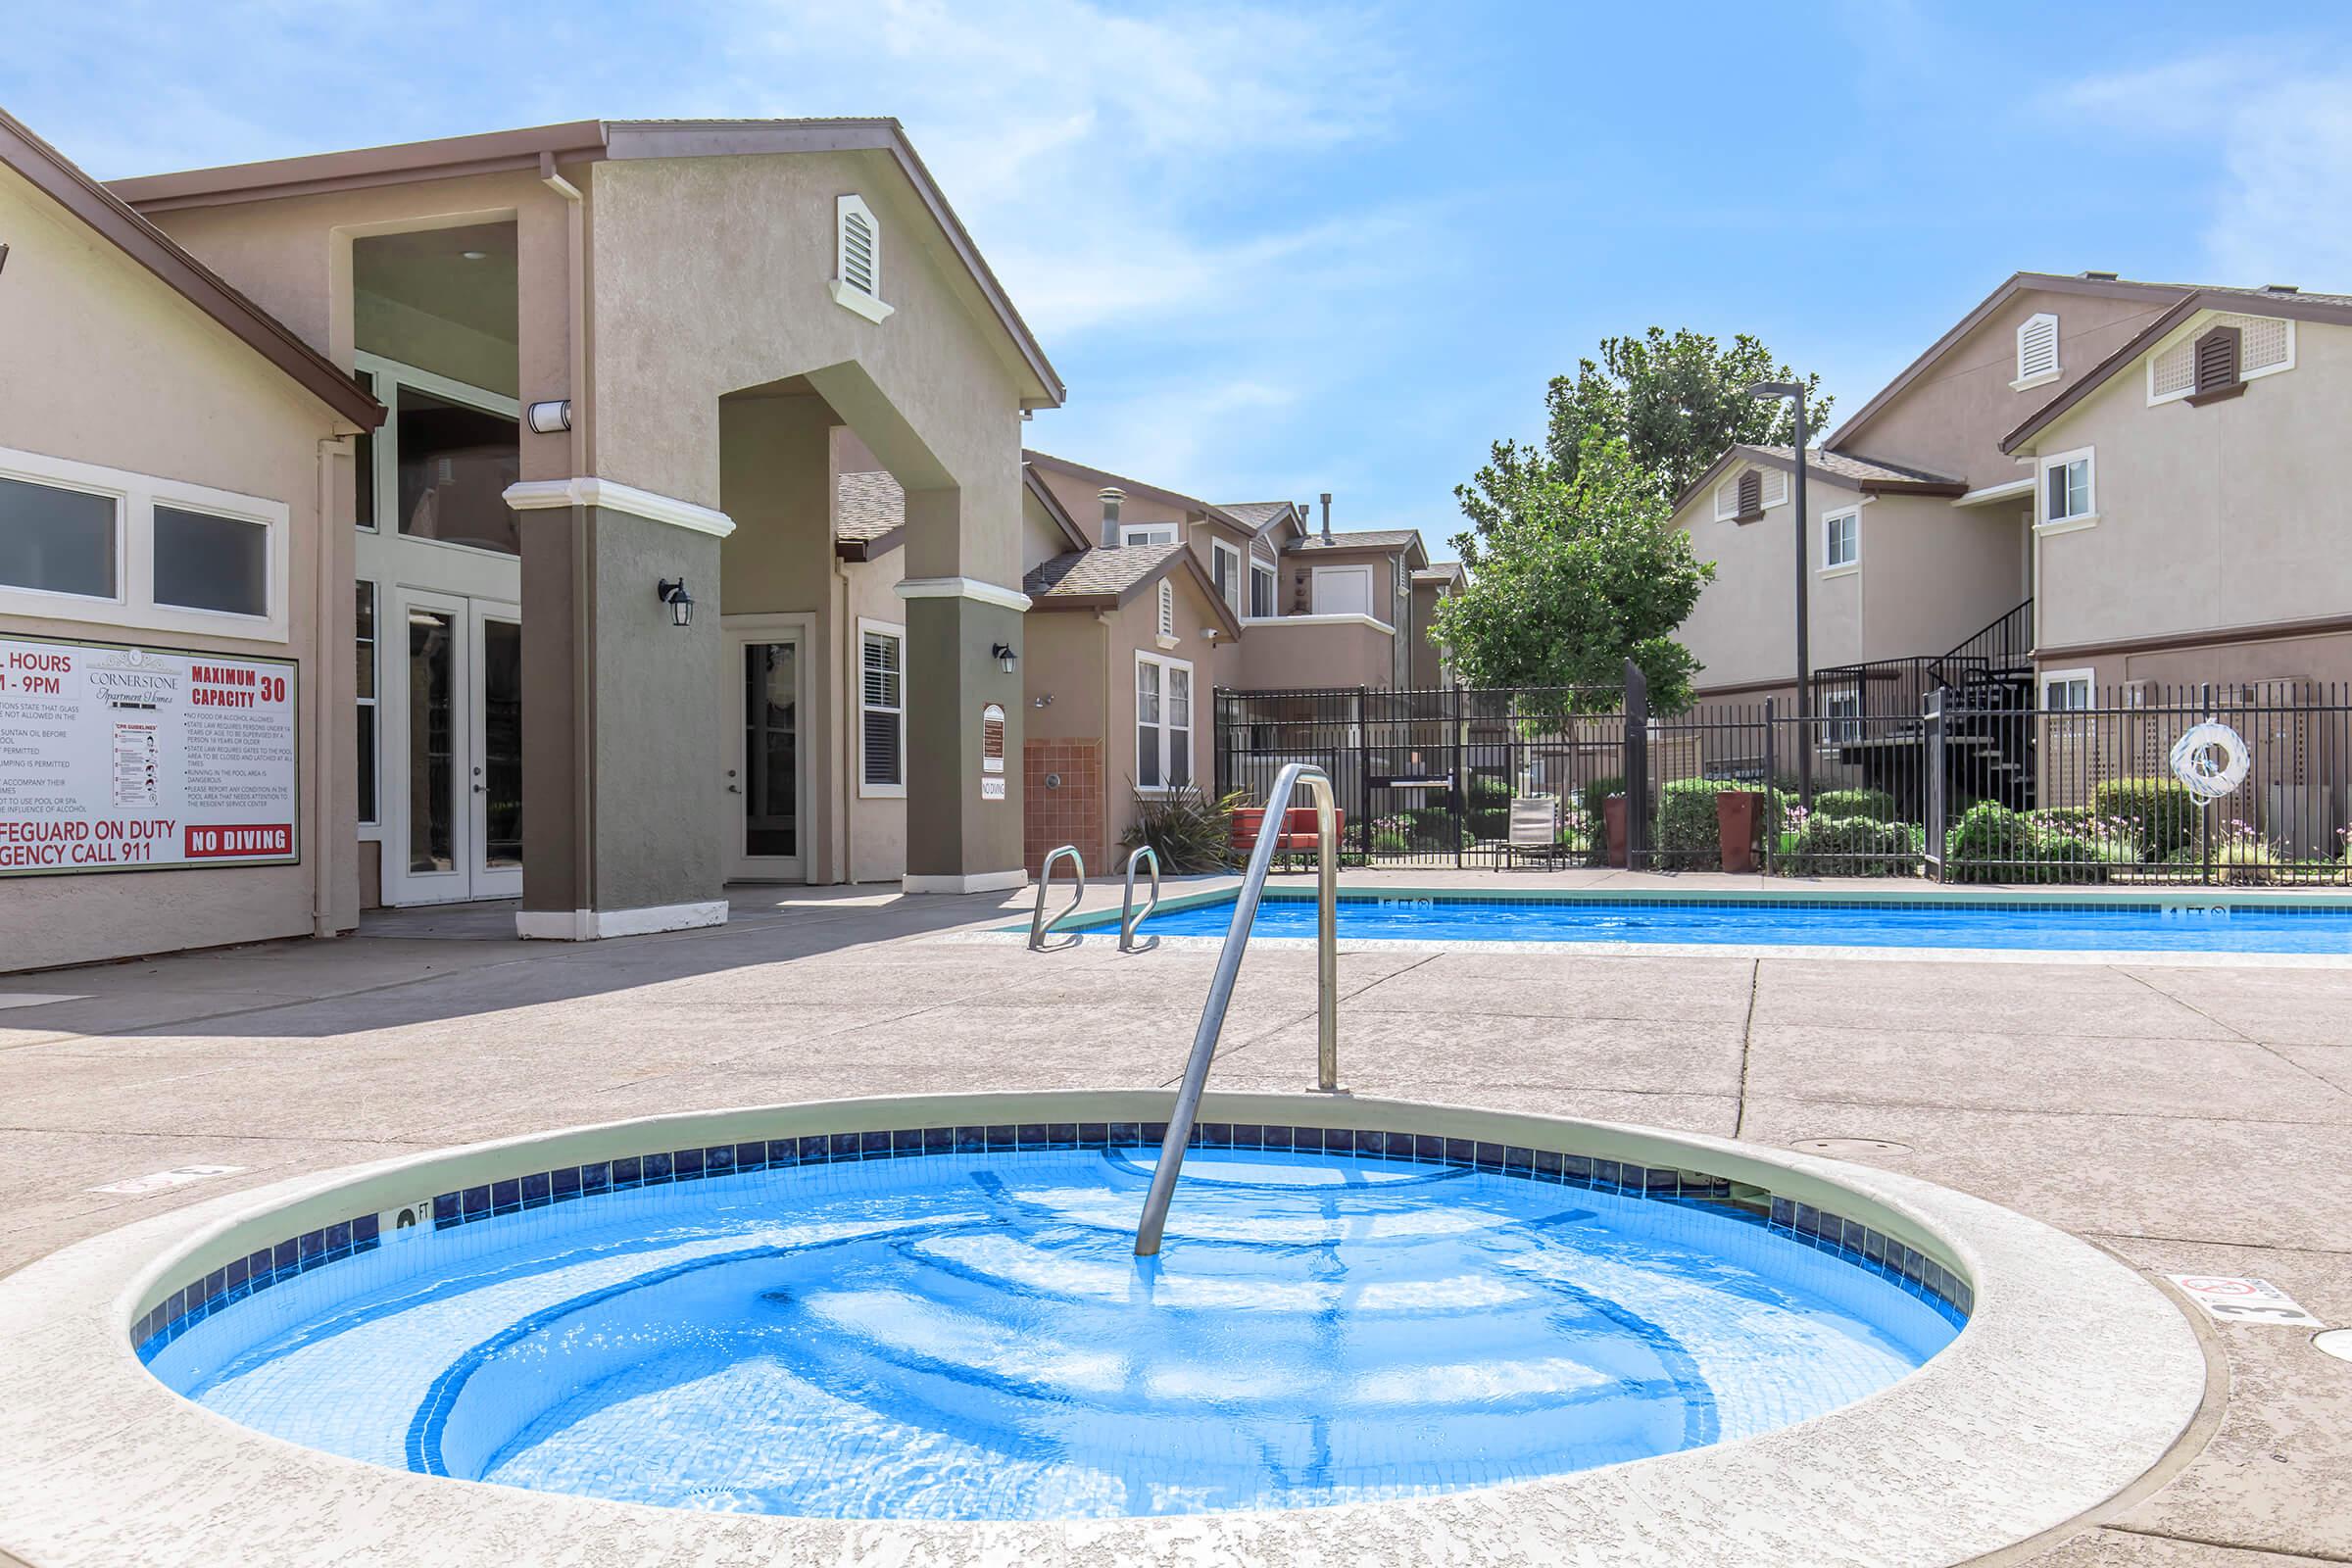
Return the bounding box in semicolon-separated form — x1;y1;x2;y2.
1602;794;1629;867
1717;790;1763;873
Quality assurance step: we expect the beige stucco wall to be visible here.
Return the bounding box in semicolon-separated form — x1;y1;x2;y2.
1842;286;2174;487
588;151;1027;587
1032;466;1190;553
0;164;354;971
2029;317;2352;660
1233;615;1395;691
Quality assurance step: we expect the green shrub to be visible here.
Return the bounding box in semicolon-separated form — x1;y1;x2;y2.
1467;773;1513;807
1466;806;1509;842
1946;801;2110;884
2089;777;2200;858
1122;786;1242;872
1654;777;1789;869
1782;813;1919;876
1813;787;1897;822
1370;830;1412;856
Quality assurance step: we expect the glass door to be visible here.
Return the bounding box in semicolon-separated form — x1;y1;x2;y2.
387;588;469;905
468;601;523;900
726;630;804;880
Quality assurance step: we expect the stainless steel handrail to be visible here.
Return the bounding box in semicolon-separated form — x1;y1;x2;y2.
1134;762;1340;1256
1027;846;1085;952
1119;844;1161;953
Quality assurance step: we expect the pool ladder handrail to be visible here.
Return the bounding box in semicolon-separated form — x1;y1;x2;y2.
1028;845;1085;951
1119;844;1161;953
1134;761;1341;1257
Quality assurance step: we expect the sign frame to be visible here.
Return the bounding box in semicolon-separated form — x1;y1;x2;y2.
0;629;303;878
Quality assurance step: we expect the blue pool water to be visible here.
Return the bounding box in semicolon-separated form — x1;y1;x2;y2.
1128;892;2352;955
149;1147;1953;1519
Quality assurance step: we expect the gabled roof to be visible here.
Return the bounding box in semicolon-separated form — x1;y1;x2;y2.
1673;444;1966;516
1823;271;2196;453
1022;462;1092;552
1284;528;1431;567
1021;540;1245;636
1021;449;1252;532
109;118;1061;410
1999;286;2352;454
0;108;382;430
1413;562;1466;588
1220;500;1298;533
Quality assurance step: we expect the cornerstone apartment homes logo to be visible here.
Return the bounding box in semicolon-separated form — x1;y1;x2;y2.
0;634;300;875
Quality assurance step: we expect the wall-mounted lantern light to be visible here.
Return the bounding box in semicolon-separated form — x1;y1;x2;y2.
991;642;1017;674
526;398;573;434
657;578;695;627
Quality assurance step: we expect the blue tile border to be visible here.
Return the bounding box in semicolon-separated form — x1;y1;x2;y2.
132;1119;1971;1359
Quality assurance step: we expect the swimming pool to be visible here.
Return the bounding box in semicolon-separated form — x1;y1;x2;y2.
1103;889;2352;955
142;1121;1958;1521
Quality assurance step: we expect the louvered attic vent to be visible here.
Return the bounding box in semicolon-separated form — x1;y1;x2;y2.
2014;313;2060;388
2151;313;2291;402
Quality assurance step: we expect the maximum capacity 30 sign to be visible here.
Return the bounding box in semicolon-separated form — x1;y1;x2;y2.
0;634;299;875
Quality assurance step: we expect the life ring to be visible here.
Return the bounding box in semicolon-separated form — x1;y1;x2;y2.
2169;722;2249;802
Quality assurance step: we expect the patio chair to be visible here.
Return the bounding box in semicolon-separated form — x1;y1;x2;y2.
1501;794;1564;869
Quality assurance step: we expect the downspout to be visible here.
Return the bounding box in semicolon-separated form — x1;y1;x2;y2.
838;555;857;884
542;153;593;929
313;433;350;938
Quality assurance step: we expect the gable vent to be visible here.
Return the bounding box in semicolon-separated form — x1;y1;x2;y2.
829;194;893;322
2153;313;2290;401
1735;468;1763;521
2187;324;2243;404
842;207;876;295
2015;313;2060;386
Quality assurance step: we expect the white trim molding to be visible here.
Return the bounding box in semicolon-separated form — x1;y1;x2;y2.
903;867;1028;895
514;900;729;941
1954;476;2035;509
2034;445;2097;534
1241;612;1396;636
502;477;737;539
894;576;1033;612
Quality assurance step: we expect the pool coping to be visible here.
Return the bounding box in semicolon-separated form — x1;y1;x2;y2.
959;883;2352;967
0;1091;2207;1568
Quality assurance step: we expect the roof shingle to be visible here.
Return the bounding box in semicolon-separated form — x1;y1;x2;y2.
1022;541;1191;602
835;469;904;544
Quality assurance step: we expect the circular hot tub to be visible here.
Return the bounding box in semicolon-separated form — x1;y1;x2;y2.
0;1093;2206;1566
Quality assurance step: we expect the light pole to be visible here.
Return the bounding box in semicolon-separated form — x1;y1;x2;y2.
1747;380;1811;808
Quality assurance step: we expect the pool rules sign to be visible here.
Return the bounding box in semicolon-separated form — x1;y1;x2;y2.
0;635;298;875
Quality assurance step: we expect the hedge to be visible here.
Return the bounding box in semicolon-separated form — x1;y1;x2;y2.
2088;776;2200;858
1466;773;1513;808
1654;777;1790;869
1783;813;1919;876
1812;787;1897;822
1946;801;2116;883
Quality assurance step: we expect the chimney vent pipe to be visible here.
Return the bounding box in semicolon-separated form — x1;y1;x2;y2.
1319;492;1333;542
1100;487;1125;549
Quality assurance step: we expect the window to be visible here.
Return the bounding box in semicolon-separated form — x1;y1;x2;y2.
1136;653;1193;791
1250;561;1277;618
154;506;268;617
394;384;520;555
2040;447;2095;528
1156;578;1175;638
1822;507;1860;571
1824;691;1862;744
858;621;906;796
1121;522;1178;547
2014;312;2060;389
829;194;894;322
0;443;290;638
2041;669;2094;711
356;582;378;826
0;470;118;601
352;368;378;532
1212;539;1243;614
2150;313;2292;403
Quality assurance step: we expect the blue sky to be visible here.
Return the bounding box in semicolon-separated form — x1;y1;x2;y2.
12;3;2350;560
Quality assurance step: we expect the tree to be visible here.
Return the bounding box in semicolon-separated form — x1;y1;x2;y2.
1434;425;1714;713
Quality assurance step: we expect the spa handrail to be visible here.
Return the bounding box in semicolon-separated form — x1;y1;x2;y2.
1133;761;1340;1257
1119;844;1161;953
1028;845;1085;952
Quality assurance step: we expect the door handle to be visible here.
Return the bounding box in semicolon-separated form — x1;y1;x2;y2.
725;784;743;794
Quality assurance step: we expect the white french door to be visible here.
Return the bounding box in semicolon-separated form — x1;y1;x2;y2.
384;588;523;905
721;618;808;882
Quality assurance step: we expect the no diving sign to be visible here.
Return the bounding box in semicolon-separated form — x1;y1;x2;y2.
2167;1275;2325;1326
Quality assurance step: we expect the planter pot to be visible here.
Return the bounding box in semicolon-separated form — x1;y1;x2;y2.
1602;794;1629;868
1717;791;1764;873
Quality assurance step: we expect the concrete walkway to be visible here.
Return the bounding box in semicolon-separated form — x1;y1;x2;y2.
3;873;2348;1566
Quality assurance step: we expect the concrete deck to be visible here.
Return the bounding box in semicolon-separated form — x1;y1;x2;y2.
4;870;2348;1566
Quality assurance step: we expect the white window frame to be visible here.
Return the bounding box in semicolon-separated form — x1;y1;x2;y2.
1310;563;1374;616
2040;667;2095;712
357;578;380;833
2013;311;2061;391
2036;445;2097;534
829;193;894;323
1121;521;1179;548
1135;650;1195;795
1250;559;1278;618
0;442;291;641
1821;506;1860;574
355;352;524;564
857;615;906;799
1211;537;1244;615
1822;691;1863;746
2146;311;2297;406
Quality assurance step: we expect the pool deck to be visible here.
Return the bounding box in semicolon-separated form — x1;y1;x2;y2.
3;868;2349;1566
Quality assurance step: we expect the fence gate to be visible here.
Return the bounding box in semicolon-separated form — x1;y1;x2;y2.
1922;691;1946;879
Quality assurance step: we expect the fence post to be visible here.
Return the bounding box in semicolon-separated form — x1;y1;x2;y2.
1355;685;1372;862
1450;683;1465;870
1923;690;1946;882
1762;696;1778;875
1623;660;1650;867
2200;682;2215;888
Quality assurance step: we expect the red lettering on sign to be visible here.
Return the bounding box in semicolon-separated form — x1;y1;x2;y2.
183;824;293;858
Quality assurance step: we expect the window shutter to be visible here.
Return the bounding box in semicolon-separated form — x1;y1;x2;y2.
1735;468;1763;520
2016;313;2059;383
2189;324;2243;403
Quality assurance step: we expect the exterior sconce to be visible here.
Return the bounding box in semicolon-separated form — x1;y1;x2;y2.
991;642;1017;674
657;578;695;627
526;399;573;434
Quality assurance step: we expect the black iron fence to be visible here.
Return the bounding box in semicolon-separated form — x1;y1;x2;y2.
1214;680;2352;886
